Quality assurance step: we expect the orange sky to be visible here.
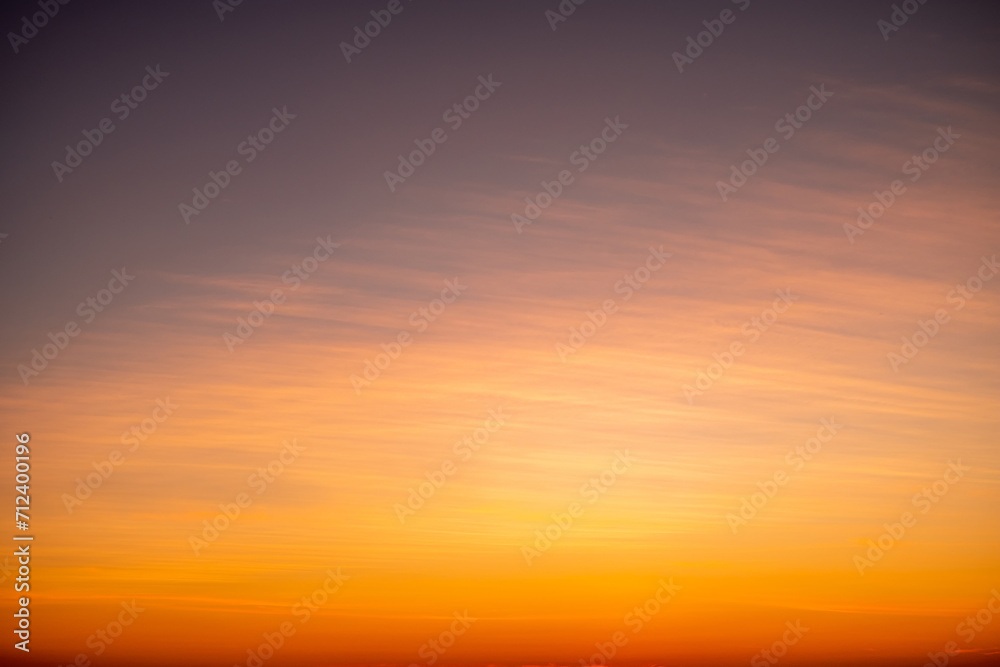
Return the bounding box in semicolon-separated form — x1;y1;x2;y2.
1;2;999;666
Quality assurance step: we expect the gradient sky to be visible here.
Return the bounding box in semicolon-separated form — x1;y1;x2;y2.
1;1;999;666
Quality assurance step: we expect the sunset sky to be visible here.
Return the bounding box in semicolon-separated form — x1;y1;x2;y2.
1;1;999;666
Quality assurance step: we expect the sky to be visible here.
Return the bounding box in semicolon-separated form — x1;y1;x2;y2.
1;1;999;666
